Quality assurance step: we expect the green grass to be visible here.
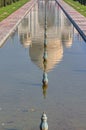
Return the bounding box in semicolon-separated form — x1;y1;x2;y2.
63;0;86;17
0;0;29;22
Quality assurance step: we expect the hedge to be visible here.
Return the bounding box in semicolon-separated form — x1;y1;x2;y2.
0;0;20;7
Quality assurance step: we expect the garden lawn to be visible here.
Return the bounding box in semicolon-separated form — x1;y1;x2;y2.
0;0;29;22
64;0;86;17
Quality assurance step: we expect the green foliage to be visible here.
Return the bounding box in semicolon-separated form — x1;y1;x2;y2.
0;0;29;21
0;0;23;7
76;0;86;5
64;0;86;17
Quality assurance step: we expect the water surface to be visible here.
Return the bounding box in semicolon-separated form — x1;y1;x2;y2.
0;0;86;130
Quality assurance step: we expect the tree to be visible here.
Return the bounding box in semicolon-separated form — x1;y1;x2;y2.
3;0;6;6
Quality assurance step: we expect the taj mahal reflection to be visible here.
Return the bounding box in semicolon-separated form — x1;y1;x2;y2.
0;0;85;130
18;0;73;99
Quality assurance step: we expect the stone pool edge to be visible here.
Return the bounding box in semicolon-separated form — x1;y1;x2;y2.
0;0;37;47
55;0;86;42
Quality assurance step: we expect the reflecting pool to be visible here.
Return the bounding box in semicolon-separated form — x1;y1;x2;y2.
0;0;86;130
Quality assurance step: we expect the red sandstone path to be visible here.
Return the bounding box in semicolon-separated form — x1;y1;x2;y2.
0;0;86;47
0;0;37;47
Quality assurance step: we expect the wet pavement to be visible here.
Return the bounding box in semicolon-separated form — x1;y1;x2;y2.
0;0;86;47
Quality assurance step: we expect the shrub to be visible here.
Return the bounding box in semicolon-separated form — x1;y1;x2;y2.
0;0;20;7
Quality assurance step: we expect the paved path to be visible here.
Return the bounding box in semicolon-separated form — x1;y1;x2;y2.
0;0;37;47
55;0;86;42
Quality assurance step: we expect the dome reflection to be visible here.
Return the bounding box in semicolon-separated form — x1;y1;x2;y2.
18;0;73;98
29;39;63;72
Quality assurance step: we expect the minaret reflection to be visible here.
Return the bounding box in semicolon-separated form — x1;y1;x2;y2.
18;17;31;48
